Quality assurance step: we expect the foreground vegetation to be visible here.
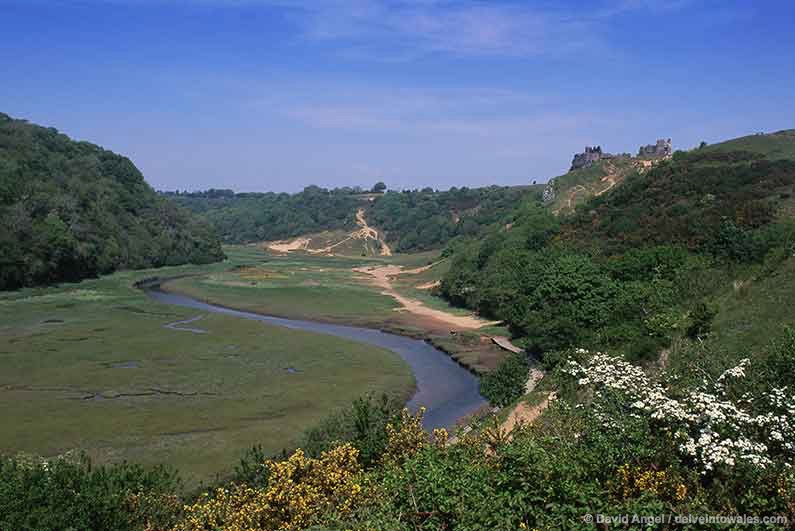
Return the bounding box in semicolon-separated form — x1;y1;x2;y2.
5;342;794;529
0;113;224;290
0;247;413;486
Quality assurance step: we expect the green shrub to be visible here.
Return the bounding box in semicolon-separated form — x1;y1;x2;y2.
480;351;530;406
0;453;181;531
686;302;718;339
301;394;401;467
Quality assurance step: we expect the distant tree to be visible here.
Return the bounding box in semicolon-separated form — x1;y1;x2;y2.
371;181;387;193
699;141;708;149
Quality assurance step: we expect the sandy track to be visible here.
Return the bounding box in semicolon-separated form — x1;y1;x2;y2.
500;392;555;435
267;237;310;253
265;208;392;256
353;264;498;330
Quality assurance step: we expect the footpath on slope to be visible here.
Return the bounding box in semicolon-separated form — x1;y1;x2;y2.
266;207;391;256
499;368;550;436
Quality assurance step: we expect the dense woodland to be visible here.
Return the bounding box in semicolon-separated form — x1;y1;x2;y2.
0;113;225;290
167;184;535;252
368;185;534;252
164;187;362;244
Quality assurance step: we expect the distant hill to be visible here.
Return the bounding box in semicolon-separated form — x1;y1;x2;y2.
701;129;795;160
0;113;225;290
170;185;538;254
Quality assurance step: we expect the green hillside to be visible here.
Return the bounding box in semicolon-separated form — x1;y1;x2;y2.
441;132;795;364
0;113;225;290
542;157;637;214
702;129;795;160
165;187;362;244
564;149;795;254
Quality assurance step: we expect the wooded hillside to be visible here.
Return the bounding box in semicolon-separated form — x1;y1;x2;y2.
0;113;225;290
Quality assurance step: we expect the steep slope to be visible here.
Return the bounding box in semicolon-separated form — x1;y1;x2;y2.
563;149;795;253
543;156;659;215
0;113;224;290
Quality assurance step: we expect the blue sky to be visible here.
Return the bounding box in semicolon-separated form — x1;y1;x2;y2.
2;0;794;192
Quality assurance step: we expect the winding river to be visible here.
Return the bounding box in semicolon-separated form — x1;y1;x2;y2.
145;287;487;430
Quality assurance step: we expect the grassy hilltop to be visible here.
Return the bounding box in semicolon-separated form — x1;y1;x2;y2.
702;129;795;160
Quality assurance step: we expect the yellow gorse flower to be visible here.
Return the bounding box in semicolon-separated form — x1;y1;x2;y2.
614;464;688;502
173;443;363;531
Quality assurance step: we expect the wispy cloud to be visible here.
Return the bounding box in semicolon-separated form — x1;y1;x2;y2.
70;0;695;59
276;85;553;132
269;0;604;59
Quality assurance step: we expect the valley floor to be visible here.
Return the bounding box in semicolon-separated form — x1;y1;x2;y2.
0;246;510;486
0;247;416;486
163;247;511;372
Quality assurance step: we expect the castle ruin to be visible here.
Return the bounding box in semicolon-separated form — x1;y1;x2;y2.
571;146;604;170
570;146;631;171
638;138;672;158
570;138;672;171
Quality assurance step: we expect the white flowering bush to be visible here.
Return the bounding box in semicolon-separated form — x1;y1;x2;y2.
564;350;795;475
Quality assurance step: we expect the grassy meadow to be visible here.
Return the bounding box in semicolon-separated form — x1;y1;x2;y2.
166;247;510;372
164;250;401;327
0;248;413;486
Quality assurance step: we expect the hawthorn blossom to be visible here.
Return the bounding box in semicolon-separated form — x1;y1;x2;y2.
565;350;794;475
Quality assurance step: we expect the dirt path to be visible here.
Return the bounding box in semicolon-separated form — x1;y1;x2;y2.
500;392;554;435
266;237;310;253
266;208;392;256
353;264;498;330
552;185;587;215
355;208;391;256
596;173;617;196
402;258;447;275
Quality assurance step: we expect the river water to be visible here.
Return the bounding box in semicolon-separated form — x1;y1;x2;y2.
145;288;486;430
